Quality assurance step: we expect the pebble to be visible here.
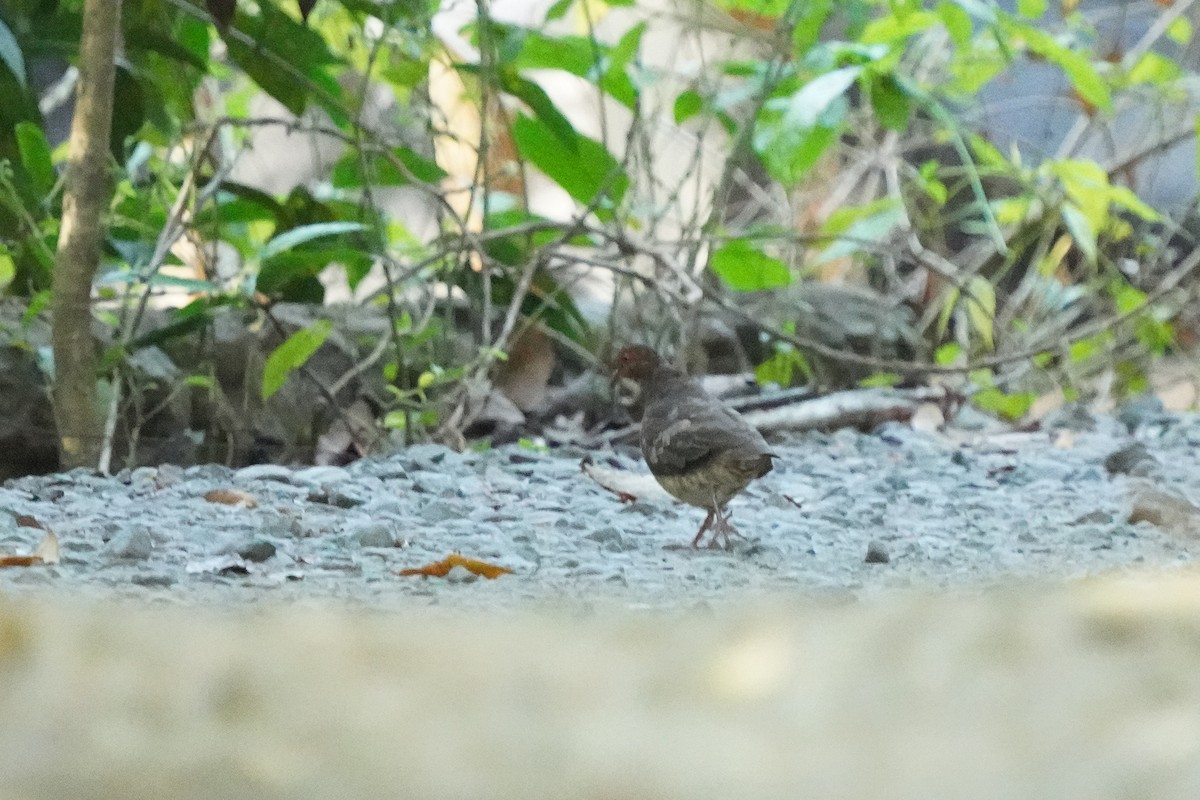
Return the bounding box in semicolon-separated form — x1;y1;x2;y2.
106;527;154;561
236;464;294;483
237;540;277;563
420;499;467;523
864;541;891;564
293;466;352;486
350;522;397;548
1104;443;1156;476
585;526;632;552
444;565;477;584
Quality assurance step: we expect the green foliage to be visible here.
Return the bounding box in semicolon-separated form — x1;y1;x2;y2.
262;319;333;400
710;239;791;291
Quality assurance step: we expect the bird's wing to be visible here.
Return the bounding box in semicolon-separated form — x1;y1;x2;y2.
641;394;767;477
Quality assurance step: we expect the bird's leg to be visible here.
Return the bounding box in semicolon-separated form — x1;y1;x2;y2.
702;493;745;550
690;509;716;548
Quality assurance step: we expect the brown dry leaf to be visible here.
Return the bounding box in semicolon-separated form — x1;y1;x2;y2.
398;554;513;580
0;529;59;568
14;514;44;529
204;489;259;508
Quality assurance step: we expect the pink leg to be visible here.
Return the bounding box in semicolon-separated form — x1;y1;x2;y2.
690;509;716;548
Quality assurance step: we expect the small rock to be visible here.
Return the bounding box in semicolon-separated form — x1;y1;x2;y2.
235;464;294;483
1104;442;1156;476
292;466;352;486
444;564;477;584
131;573;177;588
586;526;632;552
421;499;466;523
864;540;890;564
1070;510;1113;526
106;527;153;560
129;466;158;484
1127;482;1200;537
1117;396;1165;433
237;539;277;562
409;470;457;495
351;522;397;548
402;443;453;466
154;464;185;489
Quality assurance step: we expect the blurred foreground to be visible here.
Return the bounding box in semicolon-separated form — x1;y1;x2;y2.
2;570;1200;799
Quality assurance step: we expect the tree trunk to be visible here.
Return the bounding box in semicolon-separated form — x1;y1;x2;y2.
51;0;121;469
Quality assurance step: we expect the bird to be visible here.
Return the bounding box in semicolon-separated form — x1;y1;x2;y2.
611;345;776;549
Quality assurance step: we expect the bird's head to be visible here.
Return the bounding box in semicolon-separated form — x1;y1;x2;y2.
611;345;663;384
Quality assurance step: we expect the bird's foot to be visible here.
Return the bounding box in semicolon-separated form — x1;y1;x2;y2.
704;516;747;550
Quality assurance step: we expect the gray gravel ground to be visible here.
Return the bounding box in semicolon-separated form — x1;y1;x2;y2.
2;404;1199;607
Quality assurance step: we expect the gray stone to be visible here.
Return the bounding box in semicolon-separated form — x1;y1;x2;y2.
351;522;397;548
130;573;176;588
106;527;153;561
293;466;352;486
237;539;277;562
421;499;467;524
864;540;890;564
444;564;477;584
184;464;234;481
586;526;631;552
236;464;294;483
1104;443;1156;476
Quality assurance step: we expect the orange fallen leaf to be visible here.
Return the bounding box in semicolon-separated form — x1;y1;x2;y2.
204;489;258;508
0;529;59;568
398;554;513;580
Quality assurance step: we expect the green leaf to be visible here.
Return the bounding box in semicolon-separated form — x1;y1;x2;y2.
793;0;833;53
1018;25;1111;111
222;2;343;117
709;240;792;291
0;17;26;88
869;75;911;131
1168;16;1193;45
775;66;862;129
509;32;595;77
15;122;54;196
499;70;578;145
600;21;645;108
1061;203;1097;264
755;123;839;185
262;319;333;400
510;114;628;214
964;275;996;350
0;248;15;293
1127;52;1179;86
1052;159;1110;230
935;342;962;365
1017;0;1046;19
860;11;938;44
1111;281;1147;314
545;0;575;21
674;90;703;123
937;1;973;47
330;147;447;189
1107;185;1160;222
755;348;811;386
973;387;1036;420
754;68;860;185
1069;331;1111;363
261;221;367;261
817;199;903;264
859;372;902;388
